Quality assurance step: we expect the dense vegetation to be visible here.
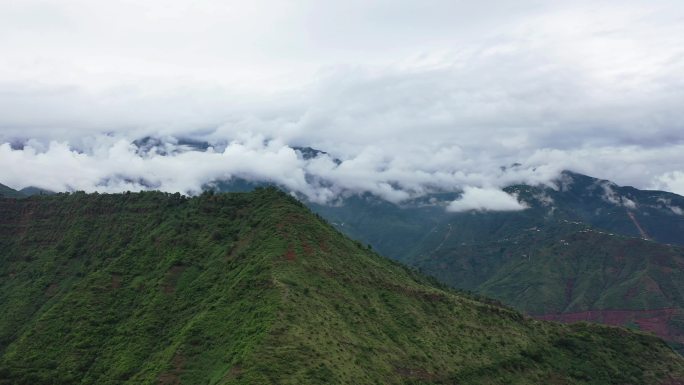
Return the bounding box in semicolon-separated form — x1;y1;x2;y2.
0;188;683;384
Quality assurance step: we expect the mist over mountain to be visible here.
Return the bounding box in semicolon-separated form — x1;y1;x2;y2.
3;1;684;382
2;136;684;214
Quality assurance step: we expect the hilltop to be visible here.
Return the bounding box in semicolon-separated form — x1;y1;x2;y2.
0;188;683;384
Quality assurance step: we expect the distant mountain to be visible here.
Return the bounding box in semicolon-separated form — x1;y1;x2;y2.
414;220;684;352
18;186;54;196
1;190;683;384
311;171;684;259
0;183;54;198
0;183;23;198
514;171;684;246
304;171;684;352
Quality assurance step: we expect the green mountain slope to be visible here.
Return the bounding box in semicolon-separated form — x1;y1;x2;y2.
0;189;683;384
309;193;449;261
413;220;684;350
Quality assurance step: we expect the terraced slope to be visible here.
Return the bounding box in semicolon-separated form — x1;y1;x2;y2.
0;189;683;384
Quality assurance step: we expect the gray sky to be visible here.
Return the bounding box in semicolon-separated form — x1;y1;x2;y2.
1;0;684;206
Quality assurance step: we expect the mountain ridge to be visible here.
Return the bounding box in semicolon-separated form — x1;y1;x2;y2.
4;168;684;354
1;189;683;384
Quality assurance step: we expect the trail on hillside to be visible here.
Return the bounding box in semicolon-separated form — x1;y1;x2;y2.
434;224;452;252
627;211;651;240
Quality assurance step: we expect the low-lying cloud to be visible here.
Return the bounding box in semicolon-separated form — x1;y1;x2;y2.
447;187;527;212
3;133;684;210
0;135;556;204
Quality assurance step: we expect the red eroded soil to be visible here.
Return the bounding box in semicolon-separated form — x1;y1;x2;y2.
284;244;296;261
535;308;683;343
301;241;314;257
319;240;330;253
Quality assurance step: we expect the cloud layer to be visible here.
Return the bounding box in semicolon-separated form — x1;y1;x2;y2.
447;187;527;212
1;0;684;208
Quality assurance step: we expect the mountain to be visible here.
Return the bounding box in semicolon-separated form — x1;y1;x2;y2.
309;171;684;260
1;189;683;384
0;183;23;198
304;171;684;351
18;186;54;196
512;171;684;246
0;184;53;198
413;220;684;352
310;193;450;261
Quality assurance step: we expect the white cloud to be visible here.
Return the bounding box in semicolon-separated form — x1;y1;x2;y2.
652;171;684;196
598;182;638;209
1;134;684;205
0;1;683;202
655;197;684;215
447;187;527;212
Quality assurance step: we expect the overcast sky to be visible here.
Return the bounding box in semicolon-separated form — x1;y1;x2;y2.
1;0;684;206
